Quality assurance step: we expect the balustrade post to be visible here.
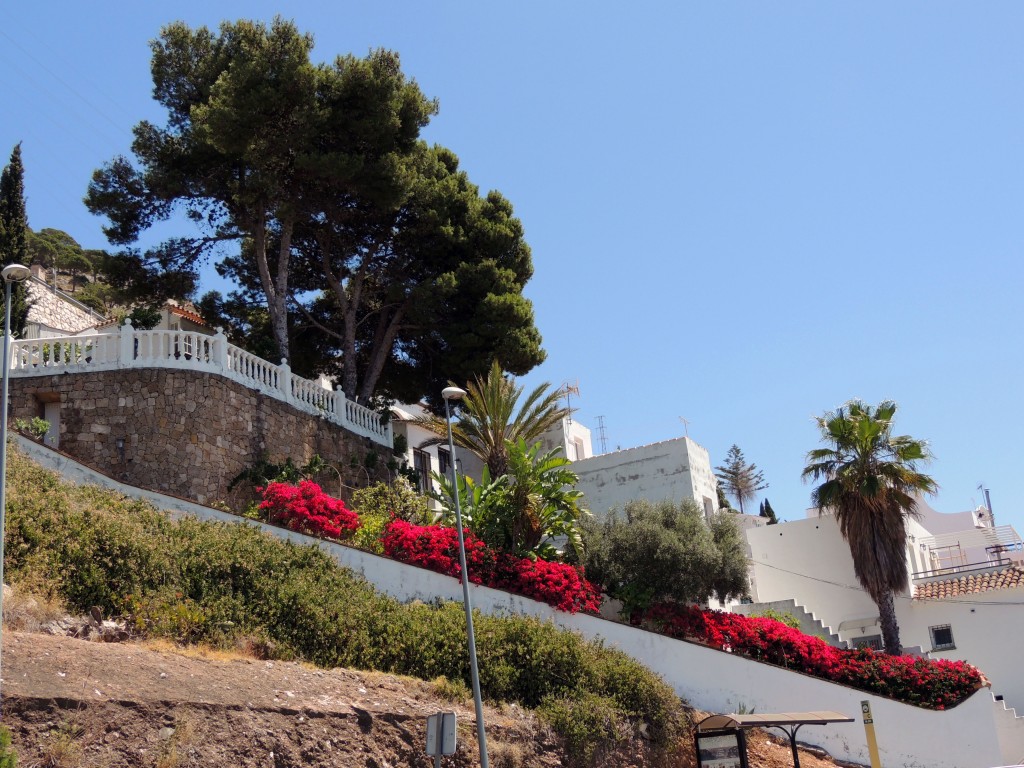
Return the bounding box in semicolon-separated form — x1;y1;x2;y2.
119;319;134;367
211;327;227;373
278;359;292;402
333;386;347;425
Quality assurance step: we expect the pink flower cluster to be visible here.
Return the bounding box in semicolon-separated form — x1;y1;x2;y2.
642;603;983;709
381;520;602;614
259;480;360;541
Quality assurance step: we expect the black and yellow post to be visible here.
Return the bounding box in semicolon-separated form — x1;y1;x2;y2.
860;700;882;767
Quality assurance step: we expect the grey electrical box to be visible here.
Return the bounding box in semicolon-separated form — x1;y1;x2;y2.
425;712;457;757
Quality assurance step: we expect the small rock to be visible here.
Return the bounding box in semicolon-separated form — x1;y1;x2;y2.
159;727;175;740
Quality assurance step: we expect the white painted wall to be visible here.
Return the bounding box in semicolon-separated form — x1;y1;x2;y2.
571;436;719;518
902;589;1024;712
539;417;593;461
748;509;1024;718
747;515;880;633
19;435;1018;767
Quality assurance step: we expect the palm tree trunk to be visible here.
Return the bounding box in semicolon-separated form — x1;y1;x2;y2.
877;590;902;655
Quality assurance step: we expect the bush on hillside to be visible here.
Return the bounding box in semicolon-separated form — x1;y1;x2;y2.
2;448;684;761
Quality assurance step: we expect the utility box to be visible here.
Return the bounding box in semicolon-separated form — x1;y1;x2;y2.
426;712;457;757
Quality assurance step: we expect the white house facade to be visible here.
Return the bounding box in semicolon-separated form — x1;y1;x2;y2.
744;499;1024;719
570;435;720;518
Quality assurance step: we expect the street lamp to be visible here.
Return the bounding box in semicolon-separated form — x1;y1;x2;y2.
442;385;489;768
0;263;30;701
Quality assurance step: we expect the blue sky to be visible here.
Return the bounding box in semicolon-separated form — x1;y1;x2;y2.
2;3;1022;530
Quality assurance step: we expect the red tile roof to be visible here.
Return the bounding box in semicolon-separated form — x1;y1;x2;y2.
914;564;1024;600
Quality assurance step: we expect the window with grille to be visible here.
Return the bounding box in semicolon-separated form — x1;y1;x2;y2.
852;635;883;651
438;448;451;478
930;624;955;651
412;449;431;493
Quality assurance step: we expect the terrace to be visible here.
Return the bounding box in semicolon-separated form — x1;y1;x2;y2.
7;321;392;447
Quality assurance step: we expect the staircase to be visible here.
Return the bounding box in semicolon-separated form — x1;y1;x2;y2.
992;693;1024;766
731;599;848;648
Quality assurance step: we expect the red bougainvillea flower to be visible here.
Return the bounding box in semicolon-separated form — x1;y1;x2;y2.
259;480;360;541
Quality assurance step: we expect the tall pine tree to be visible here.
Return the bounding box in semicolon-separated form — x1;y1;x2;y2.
714;444;768;514
0;143;32;336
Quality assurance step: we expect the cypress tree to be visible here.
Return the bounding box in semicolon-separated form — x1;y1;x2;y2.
759;498;779;525
0;143;32;336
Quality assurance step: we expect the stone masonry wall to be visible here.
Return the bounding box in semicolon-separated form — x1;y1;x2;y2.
9;368;389;505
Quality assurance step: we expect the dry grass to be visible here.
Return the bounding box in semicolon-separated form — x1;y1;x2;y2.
3;585;67;632
431;675;471;704
140;637;259;663
490;738;527;768
155;712;198;768
38;718;83;768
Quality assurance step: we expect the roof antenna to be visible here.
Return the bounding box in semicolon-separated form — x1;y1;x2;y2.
679;416;690;438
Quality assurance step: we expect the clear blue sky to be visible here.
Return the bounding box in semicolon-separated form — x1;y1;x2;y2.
2;3;1022;529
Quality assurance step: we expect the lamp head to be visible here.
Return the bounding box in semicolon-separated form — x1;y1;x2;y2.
441;386;467;402
1;264;31;283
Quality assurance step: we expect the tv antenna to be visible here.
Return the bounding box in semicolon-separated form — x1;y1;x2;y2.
679;416;690;438
560;380;580;423
596;415;608;454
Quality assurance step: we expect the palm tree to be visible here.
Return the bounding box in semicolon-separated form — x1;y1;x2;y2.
802;400;937;656
418;359;570;478
714;444;767;514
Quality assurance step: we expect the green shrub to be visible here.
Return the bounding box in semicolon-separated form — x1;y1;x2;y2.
0;724;16;768
351;479;429;522
751;607;801;629
539;693;629;766
580;499;749;613
3;448;687;762
350;479;431;553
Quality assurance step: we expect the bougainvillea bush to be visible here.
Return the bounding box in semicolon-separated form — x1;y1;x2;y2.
642;603;983;709
381;519;602;614
259;480;360;541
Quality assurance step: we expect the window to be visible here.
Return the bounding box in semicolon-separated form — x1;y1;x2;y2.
438;448;451;478
412;449;431;493
930;624;955;651
851;635;883;651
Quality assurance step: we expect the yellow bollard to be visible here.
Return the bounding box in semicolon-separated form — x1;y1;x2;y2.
860;700;883;767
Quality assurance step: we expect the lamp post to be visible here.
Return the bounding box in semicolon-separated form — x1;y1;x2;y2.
0;263;30;702
442;385;489;768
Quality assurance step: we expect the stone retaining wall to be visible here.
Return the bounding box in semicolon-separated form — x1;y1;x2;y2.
8;368;390;504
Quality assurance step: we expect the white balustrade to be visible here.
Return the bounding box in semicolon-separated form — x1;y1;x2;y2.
7;323;392;447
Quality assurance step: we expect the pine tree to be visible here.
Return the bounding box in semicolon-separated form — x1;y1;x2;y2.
0;143;32;336
714;444;768;514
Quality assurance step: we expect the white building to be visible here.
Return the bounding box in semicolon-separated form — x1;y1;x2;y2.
744;498;1024;714
570;435;721;518
389;402;485;500
538;416;593;461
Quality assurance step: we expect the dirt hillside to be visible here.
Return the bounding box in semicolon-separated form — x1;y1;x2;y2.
1;631;848;767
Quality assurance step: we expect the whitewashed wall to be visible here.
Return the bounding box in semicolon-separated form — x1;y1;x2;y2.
571;436;718;518
16;436;1017;767
539;417;593;461
747;515;879;632
748;510;1024;718
902;591;1024;713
